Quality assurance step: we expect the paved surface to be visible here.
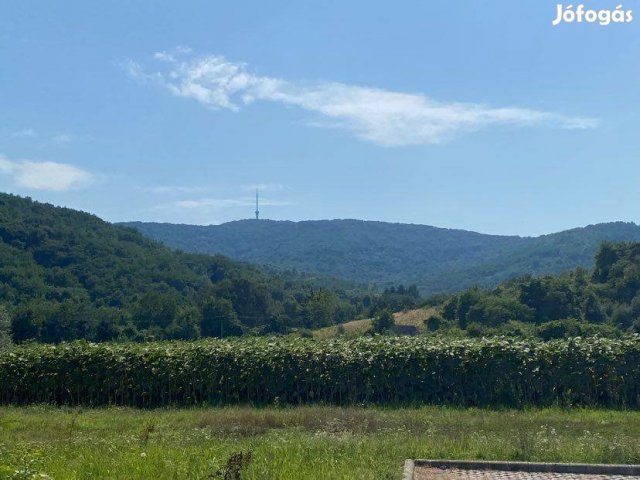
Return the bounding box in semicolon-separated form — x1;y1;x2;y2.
414;467;640;480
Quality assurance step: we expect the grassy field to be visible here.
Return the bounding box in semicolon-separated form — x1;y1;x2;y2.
2;407;640;479
313;307;435;338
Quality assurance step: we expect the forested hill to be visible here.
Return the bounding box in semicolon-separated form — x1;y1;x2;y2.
124;219;640;295
0;193;411;343
435;241;640;337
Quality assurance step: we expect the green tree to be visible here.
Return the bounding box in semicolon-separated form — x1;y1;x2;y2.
200;298;242;338
371;309;394;333
303;290;338;329
583;292;605;323
441;297;458;321
166;306;201;340
456;288;482;328
131;292;179;330
0;306;12;350
425;315;442;332
466;296;534;327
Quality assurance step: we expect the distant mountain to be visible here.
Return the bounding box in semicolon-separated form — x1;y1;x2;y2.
123;219;640;295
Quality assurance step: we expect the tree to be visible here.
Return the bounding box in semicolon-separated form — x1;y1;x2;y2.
583;293;605;323
166;306;201;340
131;292;179;330
441;297;458;321
371;309;394;333
0;306;12;350
456;288;482;328
11;304;43;342
519;277;579;323
200;298;242;338
303;290;338;329
425;315;442;332
593;241;619;282
466;296;534;327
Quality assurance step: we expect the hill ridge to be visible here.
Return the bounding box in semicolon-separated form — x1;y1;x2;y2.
123;219;640;295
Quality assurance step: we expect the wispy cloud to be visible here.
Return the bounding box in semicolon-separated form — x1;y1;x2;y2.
52;133;74;145
127;48;598;146
8;129;76;145
142;185;210;194
242;183;284;192
0;155;93;191
155;196;292;211
10;128;38;139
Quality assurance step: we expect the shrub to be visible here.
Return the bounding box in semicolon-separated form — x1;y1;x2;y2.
424;315;442;332
371;310;394;333
537;318;583;341
2;337;640;407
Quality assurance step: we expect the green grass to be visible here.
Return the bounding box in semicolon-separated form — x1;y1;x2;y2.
2;407;640;479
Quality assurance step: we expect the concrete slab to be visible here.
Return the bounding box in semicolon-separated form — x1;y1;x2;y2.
404;461;640;480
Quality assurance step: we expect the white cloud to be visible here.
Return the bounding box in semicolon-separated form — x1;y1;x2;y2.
52;133;74;144
0;155;93;191
8;129;77;145
10;128;38;138
127;48;599;146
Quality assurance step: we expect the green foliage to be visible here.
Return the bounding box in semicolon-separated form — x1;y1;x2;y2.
2;336;640;407
371;310;394;333
0;306;11;350
441;242;640;339
200;298;242;338
466;296;535;327
535;319;621;341
519;277;580;323
124;219;640;295
0;193;397;343
424;315;442;332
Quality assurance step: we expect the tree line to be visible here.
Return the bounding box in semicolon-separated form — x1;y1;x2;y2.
426;241;640;339
0;193;419;344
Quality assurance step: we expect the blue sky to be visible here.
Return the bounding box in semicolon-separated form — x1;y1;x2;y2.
1;0;638;236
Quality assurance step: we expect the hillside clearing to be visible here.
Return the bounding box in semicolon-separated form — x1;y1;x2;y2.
313;307;436;338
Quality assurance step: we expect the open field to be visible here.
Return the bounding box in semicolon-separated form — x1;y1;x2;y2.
313;307;435;338
2;406;640;479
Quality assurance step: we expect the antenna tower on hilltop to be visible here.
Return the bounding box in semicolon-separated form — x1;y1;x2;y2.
255;188;259;220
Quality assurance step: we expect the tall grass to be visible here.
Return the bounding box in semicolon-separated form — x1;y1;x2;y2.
2;406;640;479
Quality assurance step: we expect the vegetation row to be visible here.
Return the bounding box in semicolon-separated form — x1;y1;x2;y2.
2;336;640;407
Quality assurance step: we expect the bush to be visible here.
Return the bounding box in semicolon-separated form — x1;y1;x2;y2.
2;337;640;407
371;310;394;333
424;315;442;332
536;318;584;341
466;322;485;337
536;318;623;341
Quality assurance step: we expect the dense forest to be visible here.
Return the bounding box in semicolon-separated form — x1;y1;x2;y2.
0;193;419;344
124;219;640;294
428;241;640;339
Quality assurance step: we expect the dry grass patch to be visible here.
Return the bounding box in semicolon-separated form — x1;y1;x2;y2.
313;307;437;338
192;407;382;436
